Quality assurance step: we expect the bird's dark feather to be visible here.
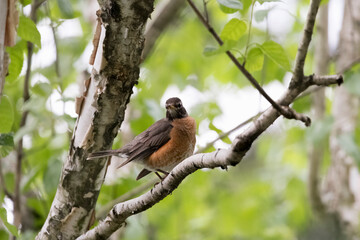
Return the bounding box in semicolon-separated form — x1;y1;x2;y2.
88;118;173;165
136;168;152;180
122;118;173;161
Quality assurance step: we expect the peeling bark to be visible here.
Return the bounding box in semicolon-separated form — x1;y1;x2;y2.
36;1;154;239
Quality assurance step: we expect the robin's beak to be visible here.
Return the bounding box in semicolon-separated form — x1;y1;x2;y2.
166;104;176;110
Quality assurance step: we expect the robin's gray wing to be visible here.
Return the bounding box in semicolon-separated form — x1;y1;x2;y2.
121;118;173;162
87;118;173;166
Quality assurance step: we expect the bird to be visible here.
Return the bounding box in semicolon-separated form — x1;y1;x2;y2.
87;97;196;180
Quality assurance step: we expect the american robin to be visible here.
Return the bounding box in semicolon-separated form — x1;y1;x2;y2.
88;97;196;180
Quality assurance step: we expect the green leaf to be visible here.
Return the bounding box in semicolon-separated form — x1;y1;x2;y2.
258;40;291;71
219;4;238;13
321;0;329;5
306;116;333;144
19;0;32;6
209;122;231;145
221;136;232;144
209;122;222;134
0;230;9;240
0;134;14;146
220;19;247;41
344;71;360;97
31;82;53;97
57;0;74;18
338;134;360;165
18;16;41;47
203;46;219;57
203;41;236;57
217;0;243;10
0;208;19;237
27;198;48;219
245;47;264;72
43;159;62;194
0;96;14;133
4;173;15;193
257;0;281;4
6;42;25;82
255;9;271;22
0;145;14;158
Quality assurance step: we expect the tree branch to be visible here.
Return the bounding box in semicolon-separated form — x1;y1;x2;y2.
186;0;311;126
142;0;186;60
289;0;321;88
77;59;341;240
309;74;343;86
76;1;338;238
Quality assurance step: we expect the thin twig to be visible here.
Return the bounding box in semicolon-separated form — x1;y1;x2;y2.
203;0;209;23
186;0;310;126
244;0;255;60
46;3;60;79
195;112;261;154
289;0;321;88
97;179;156;220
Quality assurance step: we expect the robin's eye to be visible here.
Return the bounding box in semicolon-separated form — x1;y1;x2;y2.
176;103;182;108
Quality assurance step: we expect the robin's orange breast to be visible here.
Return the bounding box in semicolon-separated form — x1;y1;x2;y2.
145;116;196;172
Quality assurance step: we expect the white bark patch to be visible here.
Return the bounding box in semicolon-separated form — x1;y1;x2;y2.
83;192;94;198
61;207;88;238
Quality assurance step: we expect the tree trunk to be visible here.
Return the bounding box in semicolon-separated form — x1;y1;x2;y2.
36;1;154;239
323;0;360;238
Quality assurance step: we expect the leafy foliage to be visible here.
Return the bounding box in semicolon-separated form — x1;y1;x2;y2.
257;41;292;71
0;208;19;237
0;96;14;133
17;16;41;47
0;0;351;239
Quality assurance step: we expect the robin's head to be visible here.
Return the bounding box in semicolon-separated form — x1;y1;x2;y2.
165;97;188;121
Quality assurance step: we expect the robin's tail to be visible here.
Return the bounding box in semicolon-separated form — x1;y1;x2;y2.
87;150;127;160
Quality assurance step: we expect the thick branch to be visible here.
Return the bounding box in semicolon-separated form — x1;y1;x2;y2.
77;1;340;237
76;0;344;238
78;74;341;240
77;149;242;240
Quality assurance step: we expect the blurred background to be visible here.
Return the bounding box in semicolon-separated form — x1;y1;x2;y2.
2;0;360;239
